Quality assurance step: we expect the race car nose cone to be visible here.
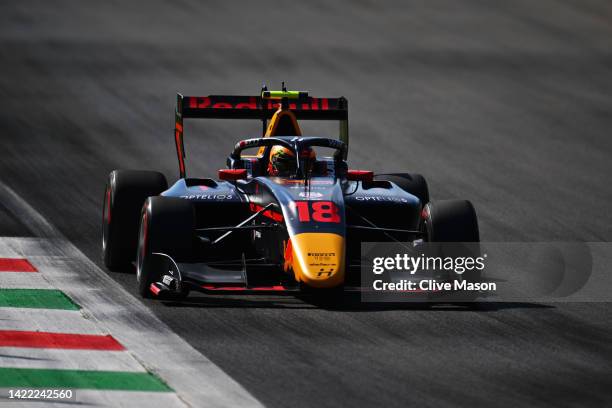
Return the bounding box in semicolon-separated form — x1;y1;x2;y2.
290;233;345;288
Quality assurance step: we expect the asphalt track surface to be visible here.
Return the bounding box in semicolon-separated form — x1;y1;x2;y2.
1;1;612;407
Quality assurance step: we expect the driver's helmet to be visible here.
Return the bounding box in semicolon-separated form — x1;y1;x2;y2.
268;145;316;176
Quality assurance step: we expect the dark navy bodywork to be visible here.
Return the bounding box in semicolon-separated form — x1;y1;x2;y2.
158;137;423;288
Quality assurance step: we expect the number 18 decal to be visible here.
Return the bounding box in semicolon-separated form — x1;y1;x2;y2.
295;201;340;223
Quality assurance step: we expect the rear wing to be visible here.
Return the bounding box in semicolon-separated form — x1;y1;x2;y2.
174;91;348;178
179;94;348;120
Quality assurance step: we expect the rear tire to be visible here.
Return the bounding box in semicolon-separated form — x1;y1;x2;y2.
137;196;194;298
375;173;429;205
102;170;167;271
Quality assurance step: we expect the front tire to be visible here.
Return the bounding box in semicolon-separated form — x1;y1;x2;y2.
422;200;481;301
136;196;194;298
422;200;479;243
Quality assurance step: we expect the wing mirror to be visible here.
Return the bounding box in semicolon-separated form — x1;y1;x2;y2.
347;170;373;183
218;169;247;182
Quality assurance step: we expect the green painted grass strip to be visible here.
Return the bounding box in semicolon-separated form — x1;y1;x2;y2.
0;367;172;392
0;289;79;310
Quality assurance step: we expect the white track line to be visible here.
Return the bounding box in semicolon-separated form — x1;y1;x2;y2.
0;272;53;289
0;308;101;334
0;181;263;408
0;347;146;371
0;237;57;257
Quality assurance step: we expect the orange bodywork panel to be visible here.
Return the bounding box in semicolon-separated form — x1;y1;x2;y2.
255;107;302;157
286;233;345;288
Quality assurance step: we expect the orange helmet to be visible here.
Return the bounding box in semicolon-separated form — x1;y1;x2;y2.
268;145;316;176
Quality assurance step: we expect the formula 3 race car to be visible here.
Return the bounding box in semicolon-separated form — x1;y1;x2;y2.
101;86;480;300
